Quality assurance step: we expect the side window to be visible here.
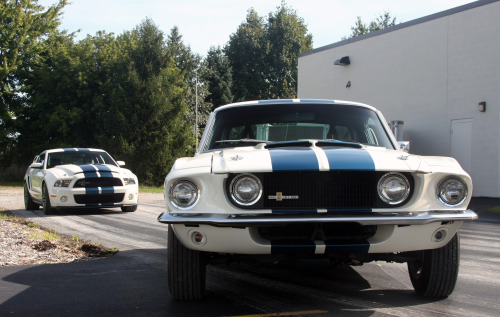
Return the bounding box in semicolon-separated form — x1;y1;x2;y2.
36;153;46;168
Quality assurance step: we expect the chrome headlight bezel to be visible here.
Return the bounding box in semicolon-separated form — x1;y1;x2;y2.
169;180;200;210
229;173;263;206
123;177;136;185
54;179;72;187
377;172;411;205
437;176;468;207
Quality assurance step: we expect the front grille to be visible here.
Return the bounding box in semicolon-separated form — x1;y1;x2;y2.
258;222;377;244
73;177;123;188
74;193;125;204
262;171;377;209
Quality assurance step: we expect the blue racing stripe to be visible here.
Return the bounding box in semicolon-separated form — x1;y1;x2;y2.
101;187;114;194
85;187;99;195
322;147;375;171
269;148;319;171
324;242;370;254
79;165;98;178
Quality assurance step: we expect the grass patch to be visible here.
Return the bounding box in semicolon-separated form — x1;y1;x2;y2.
488;206;500;213
0;181;23;188
0;210;14;219
140;186;163;193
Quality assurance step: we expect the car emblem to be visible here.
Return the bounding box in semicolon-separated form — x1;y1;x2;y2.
268;192;299;201
229;155;244;161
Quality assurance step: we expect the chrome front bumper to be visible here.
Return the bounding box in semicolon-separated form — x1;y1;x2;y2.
158;209;478;227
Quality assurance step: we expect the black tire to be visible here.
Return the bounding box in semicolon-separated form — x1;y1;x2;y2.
407;233;460;298
121;205;137;212
167;225;206;300
24;183;39;210
42;183;55;215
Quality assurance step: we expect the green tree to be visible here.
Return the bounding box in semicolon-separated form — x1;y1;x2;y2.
100;20;194;185
203;46;233;110
348;11;398;38
266;1;312;98
14;30;113;164
15;19;195;185
226;2;312;101
166;26;210;145
0;0;66;164
225;8;267;101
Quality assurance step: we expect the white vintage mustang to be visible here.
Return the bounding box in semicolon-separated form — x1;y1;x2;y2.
158;99;478;300
24;148;138;214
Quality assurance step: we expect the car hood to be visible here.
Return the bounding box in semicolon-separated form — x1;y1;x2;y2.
209;143;422;174
49;164;126;177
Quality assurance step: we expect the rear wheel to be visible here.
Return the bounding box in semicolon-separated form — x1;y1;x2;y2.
407;233;460;298
42;184;55;215
24;183;39;210
167;225;206;300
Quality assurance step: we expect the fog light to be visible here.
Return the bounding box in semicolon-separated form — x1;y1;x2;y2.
128;194;134;200
60;196;67;202
432;228;447;243
191;231;207;246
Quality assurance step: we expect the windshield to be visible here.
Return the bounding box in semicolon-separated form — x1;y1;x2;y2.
46;151;117;168
204;103;394;151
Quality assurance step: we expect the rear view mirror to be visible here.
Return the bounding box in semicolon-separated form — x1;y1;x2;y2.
30;163;43;169
398;141;410;153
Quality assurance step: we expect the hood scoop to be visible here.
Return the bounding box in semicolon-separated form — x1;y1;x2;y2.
265;140;313;149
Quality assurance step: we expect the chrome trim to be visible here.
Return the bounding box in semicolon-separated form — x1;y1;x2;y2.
158;209;478;227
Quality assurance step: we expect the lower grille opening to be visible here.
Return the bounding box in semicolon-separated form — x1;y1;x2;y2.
74;193;125;204
258;222;377;244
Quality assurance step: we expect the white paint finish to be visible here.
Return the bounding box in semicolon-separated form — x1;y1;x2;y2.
298;1;500;197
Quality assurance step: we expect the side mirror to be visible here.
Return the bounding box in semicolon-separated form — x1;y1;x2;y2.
30;163;43;169
116;161;126;167
398;141;410;153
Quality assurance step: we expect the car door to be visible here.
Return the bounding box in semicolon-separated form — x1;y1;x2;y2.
29;152;46;199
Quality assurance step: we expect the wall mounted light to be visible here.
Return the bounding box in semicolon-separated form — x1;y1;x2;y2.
334;56;350;66
478;101;486;112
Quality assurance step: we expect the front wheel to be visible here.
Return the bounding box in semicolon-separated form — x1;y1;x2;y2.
407;233;460;298
42;184;55;215
24;183;39;210
121;205;137;212
167;225;206;300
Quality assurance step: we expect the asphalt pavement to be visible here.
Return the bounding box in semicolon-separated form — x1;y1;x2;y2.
1;197;499;317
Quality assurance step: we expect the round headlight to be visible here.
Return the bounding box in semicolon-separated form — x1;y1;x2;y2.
229;174;262;206
377;172;410;205
169;180;199;209
437;176;467;206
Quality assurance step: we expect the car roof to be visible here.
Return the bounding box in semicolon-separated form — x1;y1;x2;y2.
44;148;106;154
213;99;378;113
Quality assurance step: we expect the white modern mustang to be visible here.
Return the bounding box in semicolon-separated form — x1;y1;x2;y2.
24;148;138;214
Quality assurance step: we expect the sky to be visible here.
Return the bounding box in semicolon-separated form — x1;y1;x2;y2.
38;0;476;56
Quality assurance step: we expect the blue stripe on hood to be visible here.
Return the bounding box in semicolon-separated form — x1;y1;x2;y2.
323;147;375;171
268;147;319;171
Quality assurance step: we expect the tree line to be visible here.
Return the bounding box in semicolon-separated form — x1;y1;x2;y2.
0;0;394;185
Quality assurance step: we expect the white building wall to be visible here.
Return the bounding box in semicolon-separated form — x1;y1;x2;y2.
298;0;500;197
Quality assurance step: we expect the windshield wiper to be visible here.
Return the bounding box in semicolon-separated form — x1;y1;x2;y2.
215;138;269;144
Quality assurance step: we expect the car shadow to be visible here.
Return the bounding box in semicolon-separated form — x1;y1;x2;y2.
0;248;444;317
